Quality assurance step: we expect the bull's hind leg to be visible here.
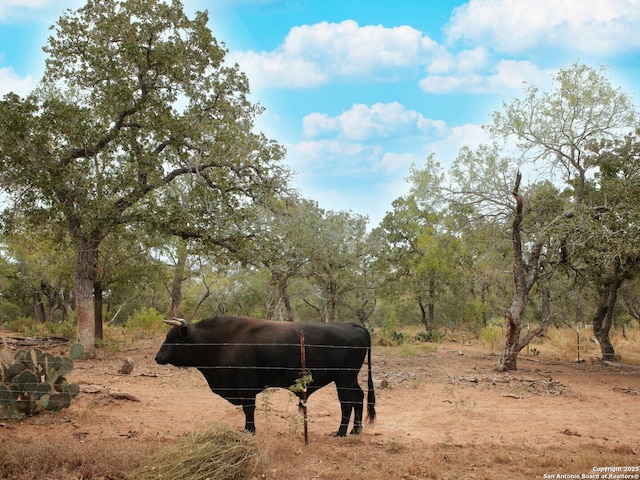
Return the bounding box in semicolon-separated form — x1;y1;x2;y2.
242;400;257;433
349;381;365;434
336;381;365;436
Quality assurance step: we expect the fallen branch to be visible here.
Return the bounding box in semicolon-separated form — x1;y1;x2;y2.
612;386;640;395
602;360;640;371
1;336;70;347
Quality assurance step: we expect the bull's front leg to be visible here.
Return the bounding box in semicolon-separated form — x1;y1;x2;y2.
242;402;256;433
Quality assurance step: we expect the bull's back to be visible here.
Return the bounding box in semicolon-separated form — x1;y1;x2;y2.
194;316;369;381
197;316;369;349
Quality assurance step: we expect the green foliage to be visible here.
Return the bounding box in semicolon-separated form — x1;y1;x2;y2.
0;299;22;326
43;318;76;339
4;317;36;335
0;0;289;356
125;307;165;336
289;371;313;395
0;344;81;418
4;316;76;339
480;324;504;351
415;330;444;343
391;331;405;345
373;329;406;347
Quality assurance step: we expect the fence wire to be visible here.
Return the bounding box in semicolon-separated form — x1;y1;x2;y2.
1;340;379;410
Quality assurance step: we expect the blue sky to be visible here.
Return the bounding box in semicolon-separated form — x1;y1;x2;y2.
1;0;639;226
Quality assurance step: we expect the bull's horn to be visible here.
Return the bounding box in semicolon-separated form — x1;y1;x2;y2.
163;318;187;327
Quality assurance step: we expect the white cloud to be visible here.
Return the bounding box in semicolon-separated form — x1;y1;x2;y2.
230;20;442;89
0;0;50;8
303;102;446;141
301;112;337;137
287;136;418;175
378;152;416;174
426;123;490;165
235;50;327;88
287;139;375;169
420;59;553;94
445;0;640;54
0;0;68;20
0;66;33;96
285;137;417;223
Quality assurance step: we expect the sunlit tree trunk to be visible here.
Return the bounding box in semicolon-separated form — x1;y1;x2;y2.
592;265;623;361
496;173;546;372
94;280;103;341
169;241;187;319
74;236;100;358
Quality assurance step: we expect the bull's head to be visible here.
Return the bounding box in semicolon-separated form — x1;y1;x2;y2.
155;317;190;365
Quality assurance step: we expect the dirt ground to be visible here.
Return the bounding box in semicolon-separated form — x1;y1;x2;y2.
1;333;639;480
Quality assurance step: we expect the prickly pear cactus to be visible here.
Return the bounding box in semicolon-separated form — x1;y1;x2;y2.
0;342;82;418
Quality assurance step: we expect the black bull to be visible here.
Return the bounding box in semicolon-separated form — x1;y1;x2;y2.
155;315;376;437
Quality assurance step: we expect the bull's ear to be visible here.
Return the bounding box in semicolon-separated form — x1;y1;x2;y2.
178;325;189;339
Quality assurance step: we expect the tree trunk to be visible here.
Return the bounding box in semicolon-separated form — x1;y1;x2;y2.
329;281;339;322
169;279;182;319
33;292;45;323
74;237;100;358
46;303;55;323
540;284;551;328
497;312;522;371
272;274;295;321
621;295;640;328
94;280;103;341
427;276;436;333
481;283;488;327
169;240;188;318
321;298;329;323
418;297;428;332
44;283;57;323
496;172;544;372
281;287;294;322
592;274;622;361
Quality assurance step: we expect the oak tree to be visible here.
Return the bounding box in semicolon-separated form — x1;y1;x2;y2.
0;0;288;356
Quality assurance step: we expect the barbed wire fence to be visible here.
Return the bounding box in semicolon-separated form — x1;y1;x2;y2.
0;333;381;440
2;326;640;428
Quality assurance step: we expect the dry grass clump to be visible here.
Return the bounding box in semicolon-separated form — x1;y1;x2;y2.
0;435;156;480
533;325;640;364
132;426;259;480
480;323;640;364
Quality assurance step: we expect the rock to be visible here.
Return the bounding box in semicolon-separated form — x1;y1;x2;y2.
81;384;106;394
109;389;140;402
118;356;134;375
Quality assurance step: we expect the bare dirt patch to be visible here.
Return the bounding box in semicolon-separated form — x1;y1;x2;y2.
2;335;639;479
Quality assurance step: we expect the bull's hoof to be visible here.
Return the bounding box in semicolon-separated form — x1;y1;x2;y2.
350;427;362;435
333;430;348;437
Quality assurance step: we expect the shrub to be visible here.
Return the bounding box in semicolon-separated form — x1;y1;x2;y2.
4;315;77;339
415;330;444;343
479;324;504;351
126;307;165;337
391;331;405;345
5;316;37;336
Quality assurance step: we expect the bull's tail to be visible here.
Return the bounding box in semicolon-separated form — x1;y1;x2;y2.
366;342;376;425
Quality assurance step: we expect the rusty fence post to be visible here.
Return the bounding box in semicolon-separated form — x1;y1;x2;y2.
300;330;309;445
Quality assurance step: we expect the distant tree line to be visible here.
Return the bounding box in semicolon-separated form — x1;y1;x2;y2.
1;1;639;370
